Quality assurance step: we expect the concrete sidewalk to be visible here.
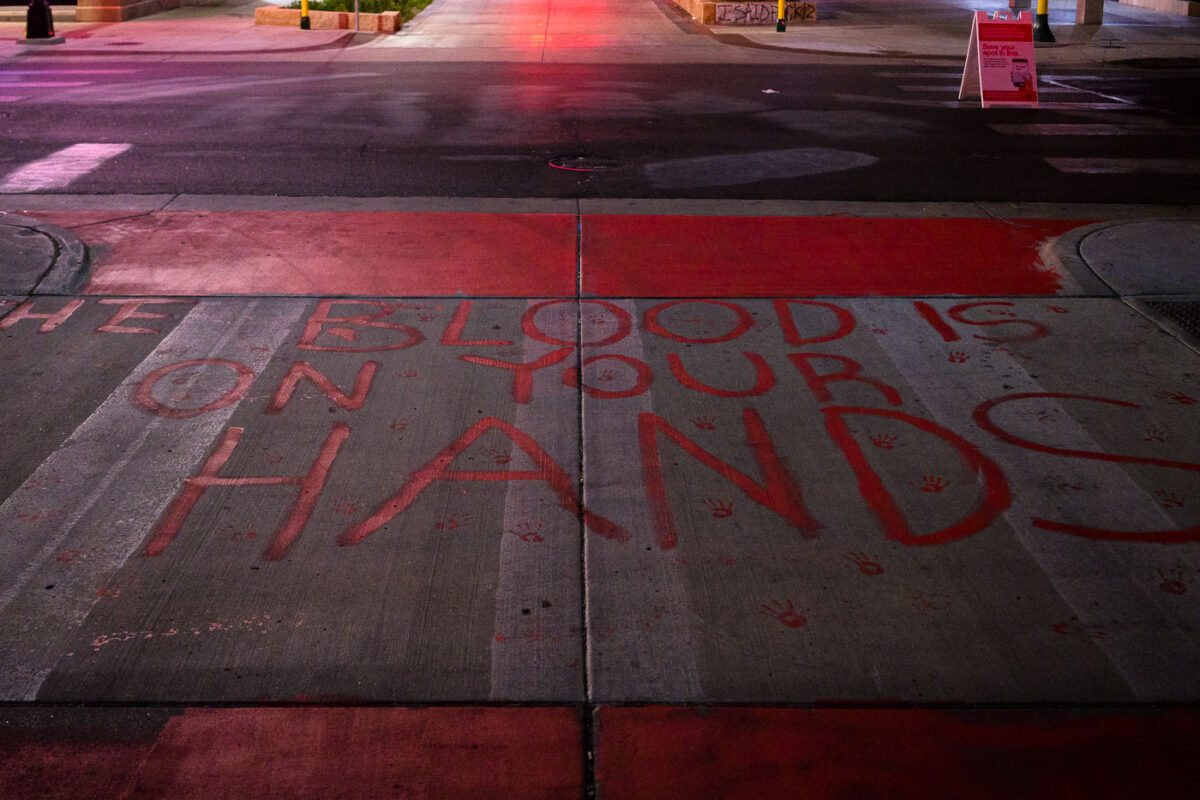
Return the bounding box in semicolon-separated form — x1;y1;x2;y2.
0;1;361;56
2;0;1200;794
2;196;1200;795
732;0;1200;64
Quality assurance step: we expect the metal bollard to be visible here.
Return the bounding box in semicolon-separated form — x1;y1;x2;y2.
1032;0;1056;42
25;0;55;40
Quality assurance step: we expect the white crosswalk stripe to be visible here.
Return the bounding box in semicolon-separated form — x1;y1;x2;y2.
0;143;132;193
1046;158;1200;175
899;84;1083;94
990;123;1198;136
0;82;92;88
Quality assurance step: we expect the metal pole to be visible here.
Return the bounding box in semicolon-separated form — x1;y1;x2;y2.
1033;0;1055;42
355;0;359;31
300;0;310;30
776;0;786;32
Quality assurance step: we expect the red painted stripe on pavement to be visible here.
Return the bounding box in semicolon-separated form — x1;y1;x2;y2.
74;211;579;297
583;216;1088;297
1;706;582;799
594;706;1200;799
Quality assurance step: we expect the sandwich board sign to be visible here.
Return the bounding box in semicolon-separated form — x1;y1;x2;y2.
959;11;1039;108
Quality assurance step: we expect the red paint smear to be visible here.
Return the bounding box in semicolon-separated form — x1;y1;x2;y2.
73;211;579;297
583;216;1089;297
594;706;1200;800
29;209;1093;298
1;707;582;799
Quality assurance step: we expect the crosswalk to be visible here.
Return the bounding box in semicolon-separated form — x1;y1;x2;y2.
0;69;137;102
0;143;132;192
885;68;1199;177
0;65;1194;191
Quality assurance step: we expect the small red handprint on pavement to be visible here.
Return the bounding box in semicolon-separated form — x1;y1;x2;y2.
1158;568;1191;595
759;598;807;629
434;513;475;531
842;551;884;576
919;476;949;493
1156;390;1196;406
507;521;545;542
703;498;733;518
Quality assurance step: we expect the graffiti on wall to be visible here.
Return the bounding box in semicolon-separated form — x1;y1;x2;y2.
715;2;816;25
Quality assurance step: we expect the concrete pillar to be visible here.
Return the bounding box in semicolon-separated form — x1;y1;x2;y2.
1077;0;1105;23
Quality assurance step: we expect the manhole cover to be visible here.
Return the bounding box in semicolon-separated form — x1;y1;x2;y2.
1144;301;1200;341
548;156;623;172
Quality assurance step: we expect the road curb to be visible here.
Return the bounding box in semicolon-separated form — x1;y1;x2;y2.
0;213;90;295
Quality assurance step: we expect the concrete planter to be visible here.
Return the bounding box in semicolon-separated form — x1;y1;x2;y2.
77;0;181;23
254;6;403;33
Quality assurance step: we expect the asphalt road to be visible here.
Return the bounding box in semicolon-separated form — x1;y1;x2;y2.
1;59;1198;202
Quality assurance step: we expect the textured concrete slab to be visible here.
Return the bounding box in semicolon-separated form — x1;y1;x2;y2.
0;706;582;800
0;298;585;702
581;298;1200;702
594;706;1200;799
